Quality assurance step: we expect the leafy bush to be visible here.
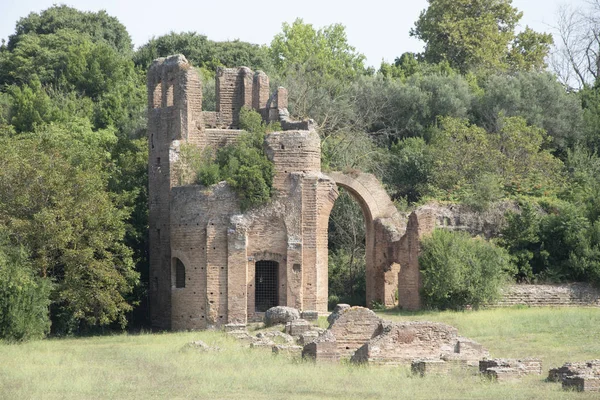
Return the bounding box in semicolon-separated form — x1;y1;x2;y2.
0;233;51;342
419;229;515;310
500;198;600;285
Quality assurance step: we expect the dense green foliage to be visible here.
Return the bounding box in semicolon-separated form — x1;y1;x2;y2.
0;233;51;342
419;230;514;310
133;32;273;72
500;199;600;284
0;127;138;334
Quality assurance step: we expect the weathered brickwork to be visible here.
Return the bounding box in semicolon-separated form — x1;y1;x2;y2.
549;360;600;392
496;283;600;308
301;306;488;365
351;320;488;366
147;55;430;329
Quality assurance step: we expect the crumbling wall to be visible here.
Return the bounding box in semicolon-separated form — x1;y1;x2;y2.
351;321;465;366
216;67;253;128
396;209;436;310
147;54;204;330
170;183;240;329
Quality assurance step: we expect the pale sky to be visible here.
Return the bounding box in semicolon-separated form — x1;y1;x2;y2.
0;0;584;68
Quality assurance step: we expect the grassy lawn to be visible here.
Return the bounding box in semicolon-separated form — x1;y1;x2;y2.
1;307;599;399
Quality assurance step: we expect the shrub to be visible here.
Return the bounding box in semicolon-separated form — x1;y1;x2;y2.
419;229;514;310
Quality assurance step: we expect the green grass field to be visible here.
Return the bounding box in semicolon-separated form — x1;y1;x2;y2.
1;307;599;399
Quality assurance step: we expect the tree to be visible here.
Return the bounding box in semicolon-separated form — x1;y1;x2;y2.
133;32;272;72
270;19;366;133
271;19;365;82
551;2;600;90
6;5;133;55
0;126;139;333
427;116;564;205
472;72;583;151
411;0;552;73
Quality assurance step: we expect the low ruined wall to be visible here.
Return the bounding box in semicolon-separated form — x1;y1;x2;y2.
496;283;600;307
351;321;459;366
328;307;381;358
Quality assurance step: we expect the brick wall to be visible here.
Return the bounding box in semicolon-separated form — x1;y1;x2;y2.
496;283;600;307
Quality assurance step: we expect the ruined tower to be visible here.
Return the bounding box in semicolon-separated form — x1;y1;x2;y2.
147;55;423;330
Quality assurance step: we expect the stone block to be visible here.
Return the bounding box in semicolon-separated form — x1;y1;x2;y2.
411;359;450;377
301;310;319;321
264;306;300;326
298;330;320;345
285;319;312;336
563;375;600;392
302;331;339;362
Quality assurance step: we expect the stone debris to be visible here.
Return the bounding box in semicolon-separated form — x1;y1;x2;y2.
272;345;303;356
256;330;295;345
328;307;382;358
411;359;452;376
304;306;489;369
182;340;221;352
298;330;320;346
301;310;319;321
302;330;339;362
250;339;276;349
327;304;351;325
351;320;488;366
563;375;600;392
285;319;312;336
548;360;600;392
480;358;542;381
264;306;300;327
224;323;246;332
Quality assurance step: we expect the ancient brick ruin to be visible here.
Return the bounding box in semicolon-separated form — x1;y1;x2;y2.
147;54;438;330
301;306;489;366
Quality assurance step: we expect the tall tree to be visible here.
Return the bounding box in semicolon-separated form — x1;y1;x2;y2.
411;0;552;73
6;5;133;55
552;2;600;89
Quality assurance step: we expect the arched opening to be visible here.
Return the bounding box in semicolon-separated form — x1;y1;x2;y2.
328;188;367;309
323;171;405;311
173;258;186;288
254;260;279;312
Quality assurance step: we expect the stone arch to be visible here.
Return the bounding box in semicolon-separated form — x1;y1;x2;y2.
325;171;406;308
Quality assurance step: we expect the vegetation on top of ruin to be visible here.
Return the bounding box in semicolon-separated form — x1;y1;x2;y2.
173;108;278;212
2;1;600;337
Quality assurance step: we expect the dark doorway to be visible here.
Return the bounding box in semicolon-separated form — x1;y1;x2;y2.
255;260;279;312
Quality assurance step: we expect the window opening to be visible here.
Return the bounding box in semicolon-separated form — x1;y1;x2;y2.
255;260;278;312
175;258;186;288
153;82;162;108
